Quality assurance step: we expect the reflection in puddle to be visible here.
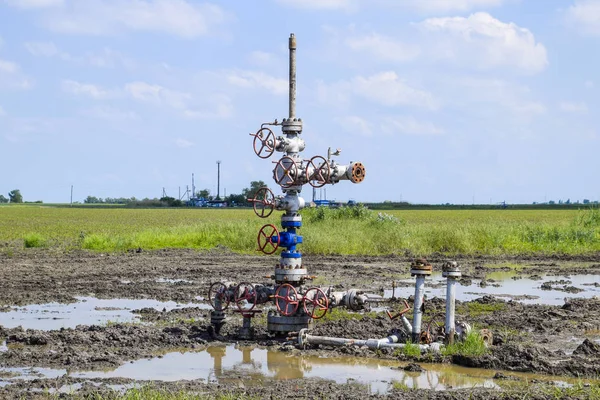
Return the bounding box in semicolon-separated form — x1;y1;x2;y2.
0;297;211;330
0;345;587;394
384;273;600;305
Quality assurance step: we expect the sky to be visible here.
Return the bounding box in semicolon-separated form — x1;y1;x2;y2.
0;0;598;205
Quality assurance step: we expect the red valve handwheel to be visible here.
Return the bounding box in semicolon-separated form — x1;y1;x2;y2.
306;156;331;188
274;283;299;316
302;287;329;319
273;156;298;188
257;224;280;255
234;282;257;312
385;299;411;321
249;187;276;218
250;128;276;159
208;282;230;311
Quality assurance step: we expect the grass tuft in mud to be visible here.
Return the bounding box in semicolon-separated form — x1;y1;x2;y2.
23;233;47;248
442;331;488;357
60;387;260;399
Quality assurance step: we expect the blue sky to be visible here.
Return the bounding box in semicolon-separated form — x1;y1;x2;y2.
0;0;598;204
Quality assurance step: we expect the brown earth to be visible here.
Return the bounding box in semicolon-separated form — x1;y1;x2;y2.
1;249;600;399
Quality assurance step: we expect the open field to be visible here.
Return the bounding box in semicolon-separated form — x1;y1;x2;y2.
1;204;599;256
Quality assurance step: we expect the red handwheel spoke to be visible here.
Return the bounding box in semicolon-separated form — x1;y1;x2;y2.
303;287;329;319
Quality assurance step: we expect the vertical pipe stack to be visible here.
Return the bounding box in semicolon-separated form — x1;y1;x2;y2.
442;261;461;344
410;259;432;342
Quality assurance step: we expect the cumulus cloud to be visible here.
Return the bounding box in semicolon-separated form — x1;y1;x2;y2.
0;57;33;89
560;101;588;114
0;106;6;117
4;0;64;8
418;12;548;73
15;0;227;38
125;81;191;109
274;0;507;12
344;33;420;63
61;80;116;99
567;0;600;36
334;115;373;136
320;71;438;110
175;138;195;148
381;116;444;135
226;70;287;95
82;106;139;121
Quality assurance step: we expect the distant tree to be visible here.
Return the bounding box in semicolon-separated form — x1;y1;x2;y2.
226;193;247;206
0;195;7;203
196;189;212;200
584;199;590;204
84;196;103;204
242;180;268;200
8;189;23;203
549;200;555;205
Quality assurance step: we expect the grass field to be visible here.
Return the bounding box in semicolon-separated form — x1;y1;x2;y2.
1;204;599;256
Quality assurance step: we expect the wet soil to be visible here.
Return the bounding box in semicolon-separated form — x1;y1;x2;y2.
1;249;600;398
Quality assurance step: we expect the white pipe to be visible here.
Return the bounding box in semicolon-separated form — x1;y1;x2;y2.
412;275;425;342
445;277;456;344
297;329;439;352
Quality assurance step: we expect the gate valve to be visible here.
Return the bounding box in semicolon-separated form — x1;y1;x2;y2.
306;156;331;188
274;283;299;316
278;231;303;248
249;187;276;218
302;287;329;319
273;156;299;188
234;282;257;312
385;299;411;321
257;224;280;254
208;282;231;311
250;127;277;159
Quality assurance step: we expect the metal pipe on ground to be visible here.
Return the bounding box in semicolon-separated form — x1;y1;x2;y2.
410;259;432;342
297;329;440;352
442;261;462;345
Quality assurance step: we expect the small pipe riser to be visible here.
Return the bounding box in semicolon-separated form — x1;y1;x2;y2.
445;278;457;343
412;275;426;342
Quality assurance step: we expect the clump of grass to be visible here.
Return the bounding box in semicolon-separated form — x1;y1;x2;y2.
442;331;488;357
79;386;260;399
391;381;410;391
317;308;377;323
458;302;507;317
576;206;600;228
23;233;47;248
396;340;421;357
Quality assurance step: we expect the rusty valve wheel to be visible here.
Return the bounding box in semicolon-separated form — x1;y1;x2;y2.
249;187;276;219
302;287;329;319
208;282;230;311
385;299;411;321
273;156;298;188
421;313;446;344
306;156;331;188
257;224;280;255
234;282;257;312
250;127;276;159
274;283;299;316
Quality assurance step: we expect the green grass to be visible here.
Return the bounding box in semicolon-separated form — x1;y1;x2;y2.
2;204;600;256
442;331;489;357
316;307;378;323
399;341;421;357
42;386;260;399
458;302;507;317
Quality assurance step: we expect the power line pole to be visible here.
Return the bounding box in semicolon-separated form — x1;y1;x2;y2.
70;185;73;206
216;160;221;200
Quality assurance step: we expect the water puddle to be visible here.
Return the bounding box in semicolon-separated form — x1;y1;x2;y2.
156;278;193;284
0;345;588;394
384;273;600;305
0;297;211;330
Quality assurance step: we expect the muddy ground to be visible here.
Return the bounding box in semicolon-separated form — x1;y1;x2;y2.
1;249;600;399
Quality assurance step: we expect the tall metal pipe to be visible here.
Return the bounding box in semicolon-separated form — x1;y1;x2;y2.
442;261;461;344
288;33;296;119
410;259;432;342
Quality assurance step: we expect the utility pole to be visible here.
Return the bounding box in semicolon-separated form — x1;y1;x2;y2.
70;185;73;206
192;174;195;199
216;160;221;200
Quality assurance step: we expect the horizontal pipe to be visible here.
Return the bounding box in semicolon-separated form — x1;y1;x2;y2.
297;329;440;352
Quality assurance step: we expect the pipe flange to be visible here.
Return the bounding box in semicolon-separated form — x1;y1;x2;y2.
410;258;433;276
298;328;309;346
282;118;303;132
282;215;303;223
442;261;462;278
350;162;366;184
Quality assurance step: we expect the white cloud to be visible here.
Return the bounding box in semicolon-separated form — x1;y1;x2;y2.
0;106;5;117
61;80;116;99
0;59;18;73
175;138;195;148
344;33;420;63
26;41;135;69
419;12;548;73
5;0;64;8
318;72;437;110
381;116;444;135
82;106;139;121
274;0;358;11
0;57;33;89
183;94;233;120
248;51;277;67
125;81;191;109
226;70;287;95
560;101;588;114
274;0;506;12
37;0;226;38
585;80;594;88
334;115;372;136
567;1;600;36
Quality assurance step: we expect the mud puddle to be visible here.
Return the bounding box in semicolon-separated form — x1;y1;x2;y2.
384;272;600;305
0;297;211;330
0;345;589;395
